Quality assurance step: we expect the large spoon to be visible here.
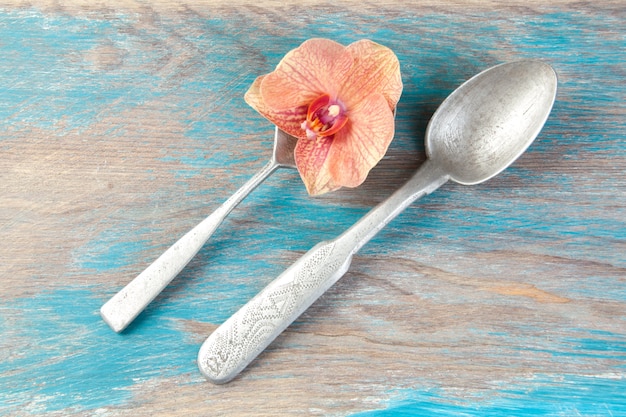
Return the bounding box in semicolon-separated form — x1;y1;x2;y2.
100;128;298;333
197;60;558;384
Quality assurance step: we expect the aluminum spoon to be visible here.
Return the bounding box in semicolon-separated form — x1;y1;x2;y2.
100;127;298;333
197;60;558;384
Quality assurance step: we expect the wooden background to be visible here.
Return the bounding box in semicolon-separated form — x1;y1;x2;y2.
1;1;624;415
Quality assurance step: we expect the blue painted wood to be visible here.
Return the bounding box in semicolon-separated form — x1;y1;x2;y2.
1;2;624;416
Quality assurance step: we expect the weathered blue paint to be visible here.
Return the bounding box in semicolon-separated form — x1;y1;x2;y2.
1;4;624;416
0;10;155;133
353;373;626;416
73;227;155;271
0;288;200;412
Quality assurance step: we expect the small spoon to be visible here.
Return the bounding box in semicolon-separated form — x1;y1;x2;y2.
100;127;298;333
197;60;558;384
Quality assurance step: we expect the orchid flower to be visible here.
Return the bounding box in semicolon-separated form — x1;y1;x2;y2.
245;38;403;195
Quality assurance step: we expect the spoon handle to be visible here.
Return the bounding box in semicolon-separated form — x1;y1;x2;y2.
197;160;449;384
100;160;281;333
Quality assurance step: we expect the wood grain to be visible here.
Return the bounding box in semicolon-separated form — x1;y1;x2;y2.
1;1;624;416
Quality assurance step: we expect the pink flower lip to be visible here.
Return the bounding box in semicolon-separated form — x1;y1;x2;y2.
302;94;348;139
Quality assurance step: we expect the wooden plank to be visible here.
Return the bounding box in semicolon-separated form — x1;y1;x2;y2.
1;1;624;415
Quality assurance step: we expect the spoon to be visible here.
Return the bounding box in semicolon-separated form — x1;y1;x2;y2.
197;60;558;384
100;127;298;333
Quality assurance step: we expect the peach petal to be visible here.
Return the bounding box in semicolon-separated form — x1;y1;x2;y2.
244;74;267;113
340;40;402;110
327;93;395;188
294;134;340;195
245;38;403;195
245;75;309;139
260;39;353;111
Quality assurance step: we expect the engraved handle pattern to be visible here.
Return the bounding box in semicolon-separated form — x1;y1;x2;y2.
197;239;353;384
198;161;450;383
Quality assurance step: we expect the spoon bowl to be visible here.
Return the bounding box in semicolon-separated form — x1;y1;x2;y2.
428;61;557;185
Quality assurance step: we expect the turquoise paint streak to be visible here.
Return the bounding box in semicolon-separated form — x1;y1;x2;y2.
1;7;624;415
0;10;166;133
352;373;625;416
0;288;200;414
73;227;154;271
352;333;625;416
